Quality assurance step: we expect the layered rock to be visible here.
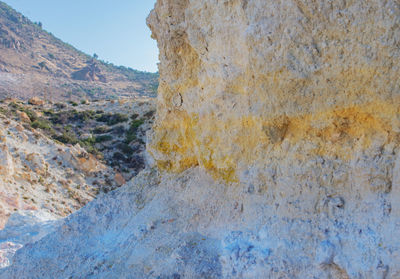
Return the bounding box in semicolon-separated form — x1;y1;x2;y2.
147;0;400;182
2;0;400;278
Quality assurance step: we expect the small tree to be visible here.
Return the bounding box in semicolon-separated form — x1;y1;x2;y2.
38;61;46;69
93;53;98;59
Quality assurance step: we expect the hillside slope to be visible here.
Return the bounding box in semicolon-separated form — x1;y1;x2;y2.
0;1;158;101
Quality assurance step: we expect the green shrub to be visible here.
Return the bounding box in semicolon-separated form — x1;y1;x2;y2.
93;126;110;134
96;113;128;126
131;113;139;120
95;135;113;143
117;143;134;155
31;119;53;131
79;137;98;154
52;132;78;145
112;125;126;135
55;103;66;109
113;152;125;161
131;119;144;130
43;109;55;116
125;119;144;143
144;110;155;118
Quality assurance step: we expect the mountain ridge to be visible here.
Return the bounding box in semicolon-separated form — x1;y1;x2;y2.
0;1;158;101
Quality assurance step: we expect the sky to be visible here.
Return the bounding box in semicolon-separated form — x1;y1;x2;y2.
3;0;159;72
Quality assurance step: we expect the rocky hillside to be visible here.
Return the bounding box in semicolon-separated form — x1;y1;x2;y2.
0;111;109;229
0;95;155;269
0;96;155;188
0;1;158;101
2;0;400;278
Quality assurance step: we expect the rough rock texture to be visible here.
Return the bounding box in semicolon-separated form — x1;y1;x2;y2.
147;0;400;182
0;211;59;268
2;0;400;278
0;115;113;229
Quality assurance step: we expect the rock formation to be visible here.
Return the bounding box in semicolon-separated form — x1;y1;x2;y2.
0;114;112;230
2;0;400;278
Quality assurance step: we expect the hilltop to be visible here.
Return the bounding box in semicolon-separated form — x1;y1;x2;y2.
0;1;158;101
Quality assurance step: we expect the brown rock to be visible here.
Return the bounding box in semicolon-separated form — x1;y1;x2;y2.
28;97;45;106
114;173;126;186
0;145;14;176
15;124;24;132
17;111;31;123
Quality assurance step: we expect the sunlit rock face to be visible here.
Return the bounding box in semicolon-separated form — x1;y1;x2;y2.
147;0;400;182
146;0;400;276
2;1;400;278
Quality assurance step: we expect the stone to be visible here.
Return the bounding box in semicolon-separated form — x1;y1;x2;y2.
114;173;125;186
0;145;14;176
28;97;44;106
61;144;106;174
0;242;22;269
16;112;30;123
25;153;46;175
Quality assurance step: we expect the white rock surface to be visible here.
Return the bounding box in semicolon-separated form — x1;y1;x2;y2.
0;115;113;229
0;210;59;269
0;162;399;278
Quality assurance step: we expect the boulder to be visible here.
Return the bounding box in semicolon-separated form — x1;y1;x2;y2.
16;111;30;123
114;173;125;186
28;97;44;106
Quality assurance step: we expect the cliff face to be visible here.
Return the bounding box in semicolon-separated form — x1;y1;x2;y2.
148;0;400;182
2;0;400;278
145;0;400;276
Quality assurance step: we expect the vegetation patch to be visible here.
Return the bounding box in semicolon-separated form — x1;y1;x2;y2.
30;119;54;132
93;126;110;134
117;143;134;155
96;113;129;126
125;119;144;143
95;135;113;143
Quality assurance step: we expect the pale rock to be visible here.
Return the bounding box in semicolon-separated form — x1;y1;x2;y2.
0;211;59;269
0;242;22;269
25;153;46;175
0;145;14;176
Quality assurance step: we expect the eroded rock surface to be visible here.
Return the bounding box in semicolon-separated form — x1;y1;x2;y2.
2;0;400;278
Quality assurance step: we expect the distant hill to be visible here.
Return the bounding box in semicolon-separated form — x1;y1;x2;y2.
0;1;158;101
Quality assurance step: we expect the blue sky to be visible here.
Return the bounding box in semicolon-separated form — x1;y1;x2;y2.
3;0;159;72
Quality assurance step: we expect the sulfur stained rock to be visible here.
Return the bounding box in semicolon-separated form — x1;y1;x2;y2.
147;0;400;182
